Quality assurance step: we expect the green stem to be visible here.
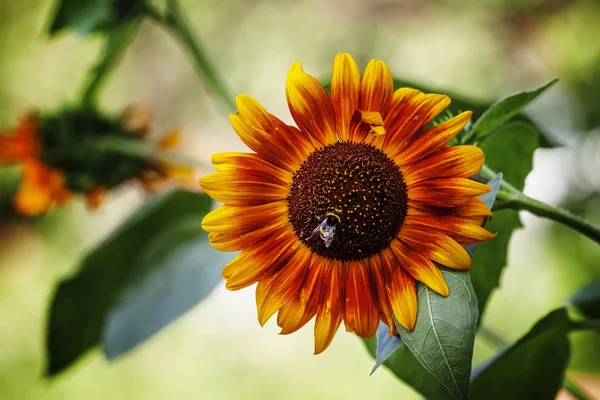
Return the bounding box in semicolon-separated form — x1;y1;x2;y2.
145;1;235;113
81;19;142;107
481;165;600;245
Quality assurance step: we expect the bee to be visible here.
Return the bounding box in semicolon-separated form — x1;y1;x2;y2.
311;212;341;248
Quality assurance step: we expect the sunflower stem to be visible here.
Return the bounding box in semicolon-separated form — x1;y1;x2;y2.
81;19;142;108
481;165;600;245
144;0;236;113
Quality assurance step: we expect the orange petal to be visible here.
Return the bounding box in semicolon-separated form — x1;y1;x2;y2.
235;95;317;165
407;196;492;218
199;169;289;206
405;214;496;246
408;177;491;207
399;224;471;270
382;91;450;157
344;260;379;338
202;201;288;234
84;187;108;210
380;248;417;331
390;239;449;297
257;246;312;326
211;152;292;184
368;254;397;335
207;212;288;252
13;159;67;216
230;113;300;172
286;61;336;146
222;226;298;289
359;59;394;112
403;145;485;185
331;53;360;141
314;259;344;354
277;255;325;335
394;111;472;166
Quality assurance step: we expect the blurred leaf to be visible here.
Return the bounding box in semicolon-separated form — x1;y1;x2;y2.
46;190;215;376
469;79;558;142
102;218;229;359
570;281;600;319
48;0;146;37
367;175;501;400
470;309;573;400
399;269;479;400
0;166;21;219
471;122;539;315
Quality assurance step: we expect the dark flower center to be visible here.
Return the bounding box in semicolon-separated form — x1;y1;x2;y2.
288;141;408;261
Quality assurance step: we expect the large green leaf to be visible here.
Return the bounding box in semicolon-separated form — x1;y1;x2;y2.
46;190;216;375
399;269;479;400
102;218;230;359
471;122;539;314
48;0;146;37
470;309;572;400
469;79;557;142
570;281;600;319
366;175;502;400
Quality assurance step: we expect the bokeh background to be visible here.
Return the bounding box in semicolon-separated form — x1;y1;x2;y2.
1;0;600;399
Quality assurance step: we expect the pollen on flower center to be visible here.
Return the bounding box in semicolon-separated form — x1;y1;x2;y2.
287;141;408;261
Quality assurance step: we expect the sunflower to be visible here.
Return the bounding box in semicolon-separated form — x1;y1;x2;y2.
200;53;495;354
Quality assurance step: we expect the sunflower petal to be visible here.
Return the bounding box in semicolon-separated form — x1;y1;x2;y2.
199;169;289;206
395;111;472;166
286;61;336;146
344;260;379;338
404;145;485;185
399;224;471;270
211;152;292;183
360;59;394;112
391;239;449;297
331;53;360;141
408;177;491;207
380;248;417;331
277;255;325;334
406;215;496;246
230;113;301;172
223;227;298;289
257;246;312;326
202;201;288;234
383;92;451;157
369;254;398;335
314;259;344;354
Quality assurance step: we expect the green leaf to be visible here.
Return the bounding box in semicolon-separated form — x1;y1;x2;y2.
364;331;449;399
472;122;539;314
470;309;573;400
570;281;600;319
48;0;146;37
102;218;230;359
399;269;478;400
469;79;557;142
367;174;502;400
46;190;215;375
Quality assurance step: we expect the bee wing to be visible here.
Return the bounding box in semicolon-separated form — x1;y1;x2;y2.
323;235;335;248
310;219;327;240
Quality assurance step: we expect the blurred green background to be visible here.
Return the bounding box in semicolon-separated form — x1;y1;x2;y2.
1;0;600;399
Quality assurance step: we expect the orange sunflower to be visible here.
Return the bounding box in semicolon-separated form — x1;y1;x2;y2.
200;53;495;354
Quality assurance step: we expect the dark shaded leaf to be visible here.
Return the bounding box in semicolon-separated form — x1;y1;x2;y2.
48;0;146;37
470;309;573;400
102;218;230;359
570;281;600;319
471;122;539;315
469;79;557;142
46;190;212;376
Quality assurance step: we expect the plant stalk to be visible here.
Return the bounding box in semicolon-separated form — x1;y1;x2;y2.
145;0;235;113
480;165;600;245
